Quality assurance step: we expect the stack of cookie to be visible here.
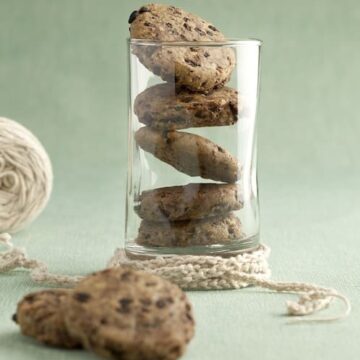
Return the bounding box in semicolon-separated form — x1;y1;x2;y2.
129;4;243;248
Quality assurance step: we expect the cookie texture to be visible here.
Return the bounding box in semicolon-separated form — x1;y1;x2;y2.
129;4;235;92
135;127;239;183
136;183;243;222
136;213;243;247
14;289;80;348
64;268;195;360
134;84;241;130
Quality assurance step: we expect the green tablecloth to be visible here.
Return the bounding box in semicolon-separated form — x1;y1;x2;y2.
1;1;359;359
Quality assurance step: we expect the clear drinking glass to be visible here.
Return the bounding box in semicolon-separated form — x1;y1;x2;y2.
126;39;261;257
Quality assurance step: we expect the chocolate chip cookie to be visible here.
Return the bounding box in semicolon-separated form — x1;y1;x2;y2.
136;213;243;247
135;127;240;183
134;84;241;130
64;268;195;360
136;183;243;222
129;4;235;92
13;289;80;348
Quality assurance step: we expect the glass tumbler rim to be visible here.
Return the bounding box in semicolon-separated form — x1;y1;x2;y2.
128;38;262;47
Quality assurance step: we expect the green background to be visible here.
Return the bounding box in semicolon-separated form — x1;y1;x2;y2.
1;0;360;359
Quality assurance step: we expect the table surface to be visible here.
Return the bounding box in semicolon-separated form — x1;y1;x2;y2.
1;1;360;359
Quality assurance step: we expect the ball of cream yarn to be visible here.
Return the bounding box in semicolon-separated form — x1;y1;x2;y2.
0;117;53;233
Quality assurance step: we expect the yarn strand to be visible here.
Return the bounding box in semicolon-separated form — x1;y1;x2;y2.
0;233;350;322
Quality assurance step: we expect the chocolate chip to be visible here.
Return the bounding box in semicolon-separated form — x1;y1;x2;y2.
119;298;133;307
183;17;190;22
185;58;200;67
183;23;192;31
217;145;225;153
166;22;173;28
139;6;149;13
144;21;151;26
204;51;210;58
186;312;194;322
24;294;35;303
170;345;181;355
100;318;107;325
121;271;132;281
128;10;138;24
12;313;17;323
194;27;206;36
156;299;167;308
189;47;197;52
74;292;91;303
206;30;213;36
117;298;133;313
229;103;238;117
180;34;187;41
208;25;218;32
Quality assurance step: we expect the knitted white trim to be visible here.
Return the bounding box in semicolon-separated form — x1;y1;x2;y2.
0;233;351;323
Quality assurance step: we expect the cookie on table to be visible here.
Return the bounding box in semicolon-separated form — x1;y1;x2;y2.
136;213;243;247
134;84;241;130
135;127;240;183
13;289;81;348
64;268;194;360
136;183;243;222
129;4;235;92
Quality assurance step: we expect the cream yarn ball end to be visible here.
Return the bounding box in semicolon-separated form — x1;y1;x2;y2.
0;117;53;233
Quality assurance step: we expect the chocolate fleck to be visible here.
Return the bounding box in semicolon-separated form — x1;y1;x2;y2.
12;313;17;323
229;103;238;117
139;6;149;13
206;30;213;36
128;10;138;24
194;27;206;36
204;51;210;58
166;22;173;28
24;294;35;303
183;23;192;31
185;58;200;67
117;298;133;313
170;345;181;355
74;292;91;303
208;25;218;32
121;271;132;281
156;299;167;308
144;21;151;27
